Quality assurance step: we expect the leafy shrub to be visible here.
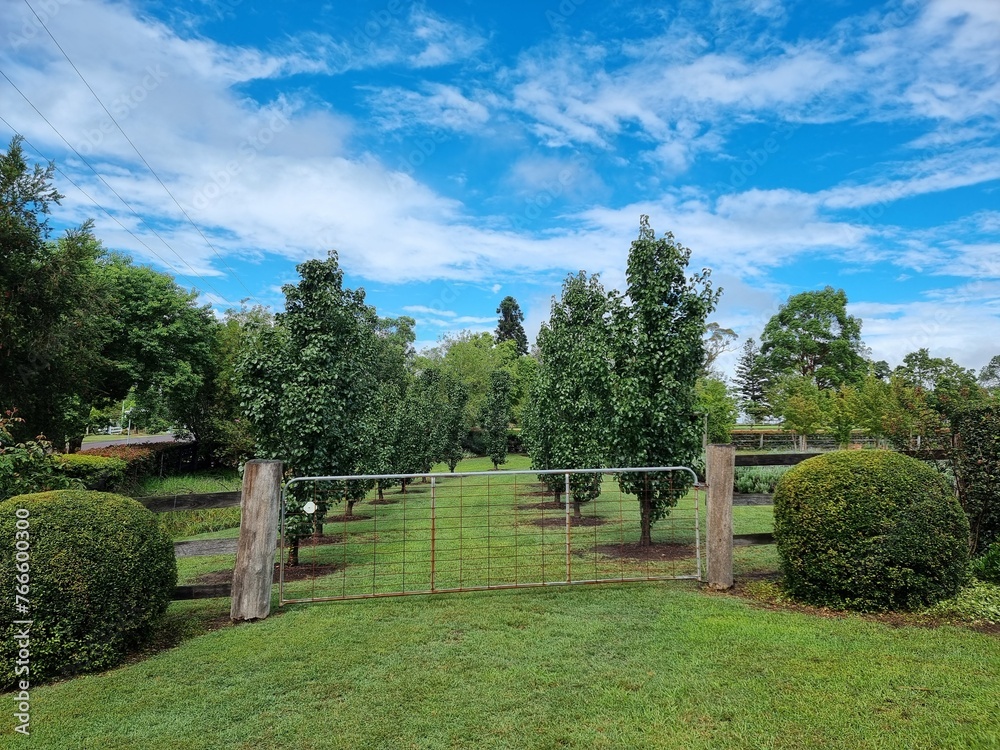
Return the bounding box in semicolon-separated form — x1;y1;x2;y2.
83;441;197;491
774;450;970;612
972;543;1000;585
733;466;788;494
0;490;177;685
1;413;82;501
952;404;1000;555
925;581;1000;625
53;453;127;490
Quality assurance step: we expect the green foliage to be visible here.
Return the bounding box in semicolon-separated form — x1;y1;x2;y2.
760;286;868;389
822;384;857;448
494;295;529;356
733;337;770;422
971;544;1000;585
893;348;988;423
236;252;382;554
481;370;513;469
0;413;83;501
611;216;719;545
0;490;177;685
702;322;737;378
695;376;738;443
530;272;615;507
952;403;1000;555
417;330;520;425
53;453;127;488
733;466;788;494
774;451;970;611
925;581;1000;625
770;375;824;449
979;354;1000;394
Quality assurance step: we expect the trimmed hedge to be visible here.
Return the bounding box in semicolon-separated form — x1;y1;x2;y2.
0;490;177;685
952;404;1000;555
53;453;127;490
774;451;969;612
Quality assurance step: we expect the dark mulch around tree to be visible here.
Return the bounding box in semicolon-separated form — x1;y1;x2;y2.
516;500;566;511
193;562;340;586
594;542;695;561
531;516;608;528
323;513;373;523
369;498;399;505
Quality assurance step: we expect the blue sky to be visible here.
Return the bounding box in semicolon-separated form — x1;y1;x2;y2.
2;0;998;375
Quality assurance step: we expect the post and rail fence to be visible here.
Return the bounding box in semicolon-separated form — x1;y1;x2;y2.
139;446;954;618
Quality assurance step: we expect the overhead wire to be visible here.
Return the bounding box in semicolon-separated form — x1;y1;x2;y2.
21;0;262;304
0;69;231;303
0;115;214;294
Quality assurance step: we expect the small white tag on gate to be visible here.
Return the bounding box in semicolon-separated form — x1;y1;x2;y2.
303;501;317;515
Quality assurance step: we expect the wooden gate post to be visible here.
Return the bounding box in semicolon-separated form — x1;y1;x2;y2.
231;459;283;621
706;444;735;590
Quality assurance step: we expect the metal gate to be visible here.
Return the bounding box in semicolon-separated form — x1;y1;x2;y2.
279;467;701;604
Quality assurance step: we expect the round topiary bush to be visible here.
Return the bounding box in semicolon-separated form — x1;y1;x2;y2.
774;451;969;612
0;490;177;686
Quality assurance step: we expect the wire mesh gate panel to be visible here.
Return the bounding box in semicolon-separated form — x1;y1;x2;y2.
279;467;701;604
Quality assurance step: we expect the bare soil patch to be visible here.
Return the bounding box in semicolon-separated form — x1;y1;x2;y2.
323;513;373;523
193;562;340;586
595;542;695;562
531;516;608;528
517;501;565;511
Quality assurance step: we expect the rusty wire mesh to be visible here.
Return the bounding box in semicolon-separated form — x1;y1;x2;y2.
279;467;702;604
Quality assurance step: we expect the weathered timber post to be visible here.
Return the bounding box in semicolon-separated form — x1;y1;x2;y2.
706;444;735;590
231;459;283;621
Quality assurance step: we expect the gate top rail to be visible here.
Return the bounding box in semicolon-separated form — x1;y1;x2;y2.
284;466;698;493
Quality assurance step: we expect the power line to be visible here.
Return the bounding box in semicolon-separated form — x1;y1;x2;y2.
0;72;231;303
0;116;206;290
23;0;261;304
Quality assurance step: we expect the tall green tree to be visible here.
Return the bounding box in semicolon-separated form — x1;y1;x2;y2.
760;286;868;389
733;337;770;423
532;272;615;516
236;251;380;564
703;322;737;378
893;348;987;422
770;375;825;450
495;295;529;356
97;254;219;446
695;377;738;444
481;369;513;469
611;216;720;546
980;355;1000;395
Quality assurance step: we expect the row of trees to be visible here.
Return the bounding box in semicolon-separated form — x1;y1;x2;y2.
1;136;227;453
523;217;719;546
730;287;998;446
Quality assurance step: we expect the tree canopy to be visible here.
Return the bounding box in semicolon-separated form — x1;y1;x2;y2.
760;286;868;389
495;295;529;356
611;216;719;546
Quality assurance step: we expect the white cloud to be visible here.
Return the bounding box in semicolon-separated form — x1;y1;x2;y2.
366;83;492;133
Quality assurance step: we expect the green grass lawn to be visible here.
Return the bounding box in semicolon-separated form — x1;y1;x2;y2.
23;584;1000;749
19;455;998;749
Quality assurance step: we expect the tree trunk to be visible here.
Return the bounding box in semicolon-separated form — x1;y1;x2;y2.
66;435;84;454
377;485;384;501
288;538;299;567
573;500;582;519
313;515;323;540
346;500;355;517
400;480;407;494
639;492;653;547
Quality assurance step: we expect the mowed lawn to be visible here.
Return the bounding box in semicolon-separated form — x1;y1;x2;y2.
18;457;1000;749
